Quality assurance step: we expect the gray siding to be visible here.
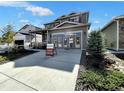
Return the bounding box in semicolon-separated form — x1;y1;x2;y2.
102;21;118;50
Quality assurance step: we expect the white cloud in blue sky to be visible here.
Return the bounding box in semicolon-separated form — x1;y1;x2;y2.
26;6;53;16
20;19;30;23
105;13;108;17
93;20;100;24
0;1;124;35
17;12;25;19
0;1;53;16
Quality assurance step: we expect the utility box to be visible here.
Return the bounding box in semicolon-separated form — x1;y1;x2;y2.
46;44;54;56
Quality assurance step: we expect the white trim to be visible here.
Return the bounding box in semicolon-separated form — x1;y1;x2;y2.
116;16;124;19
52;30;82;35
81;31;83;50
117;20;119;51
53;21;81;29
52;32;65;35
47;30;48;43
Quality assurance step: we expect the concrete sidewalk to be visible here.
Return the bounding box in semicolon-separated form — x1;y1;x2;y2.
0;49;81;91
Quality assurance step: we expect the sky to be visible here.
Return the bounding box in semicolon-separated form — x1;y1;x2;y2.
0;1;124;35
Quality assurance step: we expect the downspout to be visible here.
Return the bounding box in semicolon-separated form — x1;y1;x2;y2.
116;20;119;51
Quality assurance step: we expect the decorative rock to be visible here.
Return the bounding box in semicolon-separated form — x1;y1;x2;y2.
103;53;124;73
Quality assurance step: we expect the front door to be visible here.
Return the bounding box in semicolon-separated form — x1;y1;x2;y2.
57;34;63;48
75;32;81;48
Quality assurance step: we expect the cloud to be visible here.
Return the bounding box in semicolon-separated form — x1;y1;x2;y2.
93;20;100;24
17;12;24;18
0;1;29;8
0;1;53;16
20;19;30;23
105;13;108;17
26;6;53;16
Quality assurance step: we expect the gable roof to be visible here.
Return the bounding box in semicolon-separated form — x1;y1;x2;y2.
44;11;89;25
18;24;41;33
57;11;89;20
101;20;115;31
101;15;124;32
53;21;82;29
115;15;124;19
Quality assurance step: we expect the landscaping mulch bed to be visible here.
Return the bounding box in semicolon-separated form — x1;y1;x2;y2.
0;49;38;65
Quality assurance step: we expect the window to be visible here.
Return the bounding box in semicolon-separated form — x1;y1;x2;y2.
53;35;58;47
58;34;63;47
64;38;67;45
121;26;124;31
75;32;81;48
60;19;68;23
70;16;79;22
120;24;124;31
55;22;60;26
45;25;50;29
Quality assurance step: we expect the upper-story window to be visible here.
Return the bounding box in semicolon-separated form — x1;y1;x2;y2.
119;20;124;31
121;26;124;31
60;18;69;23
45;25;49;29
45;24;53;29
70;16;79;23
54;22;60;27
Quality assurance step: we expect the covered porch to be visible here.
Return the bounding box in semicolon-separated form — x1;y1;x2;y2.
29;29;47;49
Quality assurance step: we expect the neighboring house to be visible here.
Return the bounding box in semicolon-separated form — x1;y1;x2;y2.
101;15;124;51
13;24;42;49
41;12;90;50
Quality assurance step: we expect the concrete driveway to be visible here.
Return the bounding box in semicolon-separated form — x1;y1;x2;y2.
0;49;81;91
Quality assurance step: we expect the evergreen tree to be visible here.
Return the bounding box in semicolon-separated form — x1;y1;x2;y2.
87;30;106;56
2;24;15;45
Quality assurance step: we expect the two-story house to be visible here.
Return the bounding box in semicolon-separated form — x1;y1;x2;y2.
13;24;42;49
43;12;90;50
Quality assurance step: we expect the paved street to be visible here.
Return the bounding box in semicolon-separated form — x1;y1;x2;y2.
0;49;81;91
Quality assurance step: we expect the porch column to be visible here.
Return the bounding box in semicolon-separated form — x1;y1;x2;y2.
47;30;48;44
117;20;119;51
35;33;36;48
81;31;83;50
30;33;32;47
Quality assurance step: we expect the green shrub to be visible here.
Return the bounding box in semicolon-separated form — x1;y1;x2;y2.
76;70;124;91
0;56;8;63
87;30;106;69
